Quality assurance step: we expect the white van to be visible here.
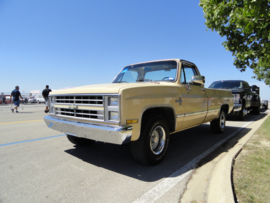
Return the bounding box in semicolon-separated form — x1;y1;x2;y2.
36;94;45;103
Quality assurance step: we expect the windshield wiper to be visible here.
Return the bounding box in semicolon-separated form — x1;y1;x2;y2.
136;79;152;82
115;81;128;83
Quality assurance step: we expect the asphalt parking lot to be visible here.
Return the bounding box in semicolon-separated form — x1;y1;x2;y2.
0;105;267;203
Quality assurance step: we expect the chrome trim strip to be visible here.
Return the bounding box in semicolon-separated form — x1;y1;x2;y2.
51;114;106;123
207;108;220;112
44;115;131;145
176;114;185;118
55;103;103;107
177;109;218;118
184;111;207;117
50;94;120;97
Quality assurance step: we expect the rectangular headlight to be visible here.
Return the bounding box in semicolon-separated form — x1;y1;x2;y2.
108;97;118;106
234;94;240;104
109;111;119;121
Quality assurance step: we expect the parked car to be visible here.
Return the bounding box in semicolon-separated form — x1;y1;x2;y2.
36;94;45;103
44;59;234;165
28;97;37;103
0;95;12;104
209;80;260;120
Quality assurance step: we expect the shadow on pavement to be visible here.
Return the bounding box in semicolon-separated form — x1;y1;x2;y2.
65;121;255;182
227;110;267;122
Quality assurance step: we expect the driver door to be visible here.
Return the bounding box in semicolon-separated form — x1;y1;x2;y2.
180;64;207;130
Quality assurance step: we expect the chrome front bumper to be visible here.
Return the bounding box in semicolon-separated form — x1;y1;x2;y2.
44;116;132;145
233;104;242;112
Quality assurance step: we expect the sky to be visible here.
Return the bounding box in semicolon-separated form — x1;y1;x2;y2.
0;0;269;99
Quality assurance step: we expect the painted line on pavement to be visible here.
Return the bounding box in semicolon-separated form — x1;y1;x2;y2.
0;119;43;125
0;134;66;147
133;115;263;203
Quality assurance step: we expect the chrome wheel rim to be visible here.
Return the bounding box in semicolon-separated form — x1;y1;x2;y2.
220;113;225;129
150;126;166;155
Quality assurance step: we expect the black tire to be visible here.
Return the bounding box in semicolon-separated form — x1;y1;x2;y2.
253;102;261;115
237;103;245;121
210;110;226;133
130;115;170;165
66;134;95;146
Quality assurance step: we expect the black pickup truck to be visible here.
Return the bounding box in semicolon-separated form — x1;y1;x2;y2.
209;80;260;120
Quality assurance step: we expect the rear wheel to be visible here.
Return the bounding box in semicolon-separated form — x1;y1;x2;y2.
210;110;226;133
130;115;170;165
66;134;95;146
253;104;261;115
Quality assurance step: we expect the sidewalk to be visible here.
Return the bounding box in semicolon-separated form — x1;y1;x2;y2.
180;110;270;203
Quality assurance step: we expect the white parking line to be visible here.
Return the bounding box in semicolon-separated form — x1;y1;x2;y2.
133;117;258;203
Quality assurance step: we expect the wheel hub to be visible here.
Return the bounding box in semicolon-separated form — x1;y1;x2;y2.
220;114;225;129
150;126;166;155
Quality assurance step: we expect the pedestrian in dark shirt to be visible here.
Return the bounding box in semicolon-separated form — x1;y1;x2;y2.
2;96;6;104
42;85;52;113
10;86;23;113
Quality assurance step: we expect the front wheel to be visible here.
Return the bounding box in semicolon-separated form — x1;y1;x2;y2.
130;116;170;165
66;134;95;146
237;103;245;121
210;110;226;133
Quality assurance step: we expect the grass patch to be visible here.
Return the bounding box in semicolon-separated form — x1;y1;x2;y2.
233;116;270;202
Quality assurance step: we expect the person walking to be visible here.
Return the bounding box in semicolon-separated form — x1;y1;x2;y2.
2;96;6;105
42;85;52;113
10;86;23;113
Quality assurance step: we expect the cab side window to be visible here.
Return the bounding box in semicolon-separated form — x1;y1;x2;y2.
180;65;198;84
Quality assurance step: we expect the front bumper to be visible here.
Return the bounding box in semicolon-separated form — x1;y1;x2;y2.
44;116;132;145
232;104;242;114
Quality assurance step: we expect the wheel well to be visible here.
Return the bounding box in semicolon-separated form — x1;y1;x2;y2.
221;104;229;115
241;99;246;107
142;107;175;133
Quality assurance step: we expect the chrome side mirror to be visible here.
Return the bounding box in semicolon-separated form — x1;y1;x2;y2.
191;75;205;85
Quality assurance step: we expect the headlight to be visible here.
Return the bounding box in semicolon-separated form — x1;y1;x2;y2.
49;96;55;114
108;97;118;106
51;97;55;104
234;94;240;104
109;111;119;121
105;96;120;122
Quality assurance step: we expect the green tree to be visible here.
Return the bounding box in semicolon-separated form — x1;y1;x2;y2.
199;0;270;85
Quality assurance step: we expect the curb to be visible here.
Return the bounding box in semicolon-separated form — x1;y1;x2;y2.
207;111;270;203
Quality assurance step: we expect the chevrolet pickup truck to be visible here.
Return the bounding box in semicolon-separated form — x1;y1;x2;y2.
44;59;234;165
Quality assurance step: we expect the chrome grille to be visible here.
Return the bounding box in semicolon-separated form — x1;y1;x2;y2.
52;95;104;121
55;96;103;105
55;108;104;120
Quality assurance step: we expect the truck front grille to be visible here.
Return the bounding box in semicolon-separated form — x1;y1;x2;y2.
55;108;104;120
51;95;104;121
55;96;103;105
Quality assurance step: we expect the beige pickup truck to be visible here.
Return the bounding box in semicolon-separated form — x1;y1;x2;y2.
44;59;234;165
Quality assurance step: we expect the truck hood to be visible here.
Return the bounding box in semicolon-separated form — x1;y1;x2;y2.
230;89;245;94
50;82;170;95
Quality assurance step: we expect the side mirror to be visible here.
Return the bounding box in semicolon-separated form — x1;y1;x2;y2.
191;75;205;85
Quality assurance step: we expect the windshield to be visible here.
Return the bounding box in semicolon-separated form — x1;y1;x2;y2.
112;61;177;83
209;81;243;89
